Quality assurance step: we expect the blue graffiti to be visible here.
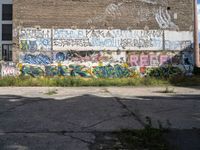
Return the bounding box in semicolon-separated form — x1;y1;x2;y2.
55;52;66;62
54;52;70;62
23;54;51;65
41;39;51;46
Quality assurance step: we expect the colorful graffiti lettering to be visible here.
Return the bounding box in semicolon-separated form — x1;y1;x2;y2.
53;51;125;63
19;64;134;78
21;53;51;65
92;64;131;78
45;65;70;76
129;52;193;67
21;65;45;77
5;27;196;78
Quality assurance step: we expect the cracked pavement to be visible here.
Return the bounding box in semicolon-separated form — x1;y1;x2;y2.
0;87;200;150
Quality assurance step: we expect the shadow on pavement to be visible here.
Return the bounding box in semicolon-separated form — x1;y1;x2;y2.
0;94;199;150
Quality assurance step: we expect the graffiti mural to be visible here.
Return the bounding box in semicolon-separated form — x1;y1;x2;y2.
93;64;131;78
129;52;194;68
19;28;51;51
53;29;163;51
20;53;52;65
53;51;126;63
18;28;193;52
19;63;134;78
1;27;190;78
21;65;45;77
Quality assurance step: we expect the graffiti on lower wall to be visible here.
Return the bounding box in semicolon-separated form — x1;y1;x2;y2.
1;50;194;77
0;63;20;77
19;52;52;65
52;51;126;63
2;27;193;78
129;51;194;67
21;64;133;78
129;51;194;75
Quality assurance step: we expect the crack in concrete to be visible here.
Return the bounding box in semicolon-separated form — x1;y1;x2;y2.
67;135;94;144
82;114;132;129
154;107;182;113
0;130;89;135
105;89;146;127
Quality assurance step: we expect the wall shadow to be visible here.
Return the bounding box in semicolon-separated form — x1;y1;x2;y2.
0;94;199;149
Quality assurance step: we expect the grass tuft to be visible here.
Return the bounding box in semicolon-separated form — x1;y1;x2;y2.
45;88;58;95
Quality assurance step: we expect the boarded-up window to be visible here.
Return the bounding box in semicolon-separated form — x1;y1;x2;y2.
2;24;12;41
2;4;13;20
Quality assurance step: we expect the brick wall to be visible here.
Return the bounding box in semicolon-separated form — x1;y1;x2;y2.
13;0;193;30
9;0;194;78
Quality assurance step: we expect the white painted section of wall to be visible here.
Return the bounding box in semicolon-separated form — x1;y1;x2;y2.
165;31;193;51
52;29;163;51
165;31;193;41
18;28;194;52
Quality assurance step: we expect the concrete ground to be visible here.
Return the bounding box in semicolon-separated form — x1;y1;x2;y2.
0;86;199;150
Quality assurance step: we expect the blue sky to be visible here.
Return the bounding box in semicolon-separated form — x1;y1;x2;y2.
198;0;200;4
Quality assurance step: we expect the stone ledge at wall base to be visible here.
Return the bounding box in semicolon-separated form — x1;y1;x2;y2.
0;62;192;78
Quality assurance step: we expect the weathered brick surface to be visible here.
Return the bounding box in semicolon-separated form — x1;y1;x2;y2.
13;0;193;30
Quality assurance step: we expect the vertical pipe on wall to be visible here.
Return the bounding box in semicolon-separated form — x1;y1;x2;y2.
194;0;200;67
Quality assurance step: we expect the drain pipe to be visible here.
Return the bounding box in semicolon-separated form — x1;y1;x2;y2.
194;0;200;67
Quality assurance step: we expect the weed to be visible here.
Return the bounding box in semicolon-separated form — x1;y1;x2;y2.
117;128;169;150
115;116;169;150
45;88;58;95
163;86;175;93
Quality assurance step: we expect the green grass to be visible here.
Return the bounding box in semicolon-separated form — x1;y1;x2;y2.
0;76;199;87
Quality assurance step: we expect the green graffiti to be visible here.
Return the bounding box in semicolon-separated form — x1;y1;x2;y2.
146;66;183;78
93;64;131;78
69;65;91;77
45;65;70;76
22;65;45;77
19;64;184;79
